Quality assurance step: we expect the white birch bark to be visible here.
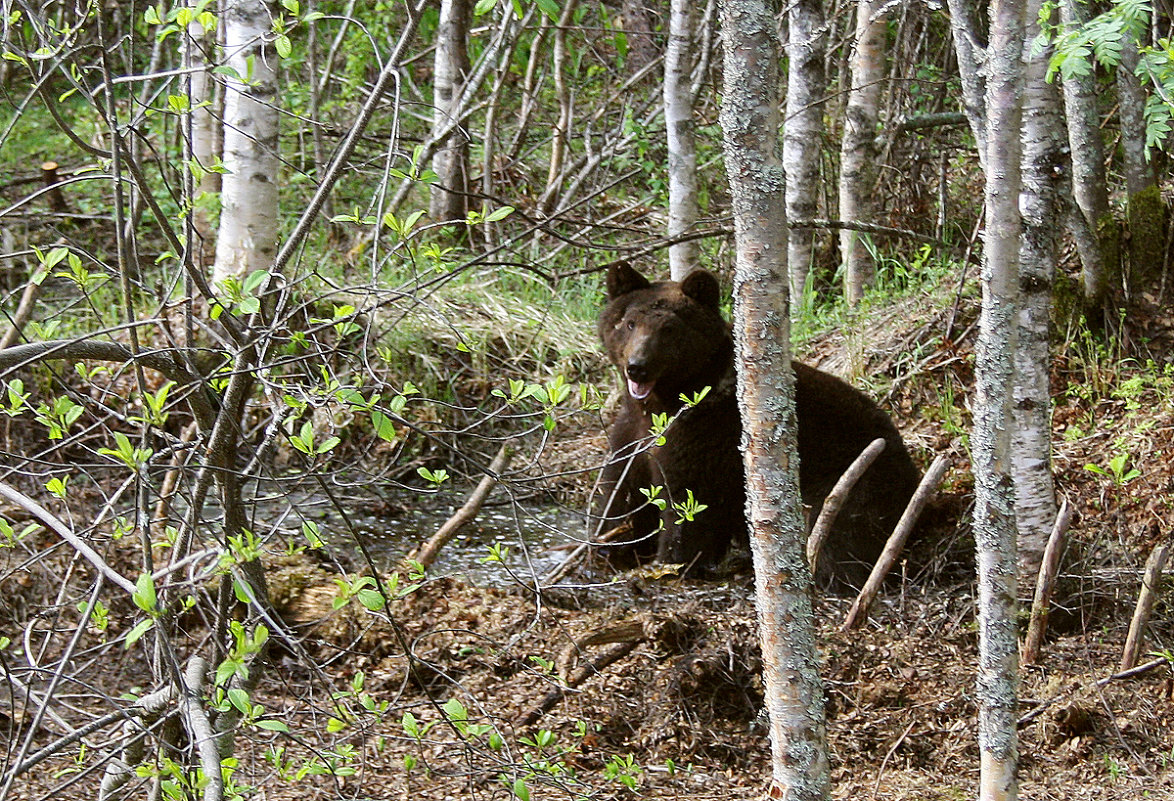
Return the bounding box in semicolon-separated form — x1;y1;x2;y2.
186;6;221;269
1058;0;1113;313
1013;0;1061;590
974;0;1026;794
838;0;885;304
430;0;473;224
944;0;988;162
783;0;826;306
538;0;580;217
719;1;829;798
212;0;280;287
665;0;700;280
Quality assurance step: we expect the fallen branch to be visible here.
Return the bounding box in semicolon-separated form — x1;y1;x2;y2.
409;444;510;570
1021;499;1074;665
516;641;639;727
1120;541;1171;671
842;454;950;630
1018;656;1173;728
1097;655;1172;687
807;438;887;576
0;274;43;349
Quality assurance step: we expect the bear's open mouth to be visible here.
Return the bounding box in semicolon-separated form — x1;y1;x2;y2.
627;377;654;400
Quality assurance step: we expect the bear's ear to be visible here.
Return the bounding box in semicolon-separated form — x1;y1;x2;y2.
680;269;721;310
606;261;651;299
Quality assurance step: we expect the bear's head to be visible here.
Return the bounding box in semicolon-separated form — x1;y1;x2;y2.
598;262;732;408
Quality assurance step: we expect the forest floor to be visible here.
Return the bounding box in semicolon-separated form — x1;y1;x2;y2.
6;278;1174;801
235;283;1174;801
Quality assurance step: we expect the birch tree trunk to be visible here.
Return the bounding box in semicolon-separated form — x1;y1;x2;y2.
1013;0;1061;590
719;1;829;798
838;0;886;304
974;0;1026;794
784;0;826;306
1117;35;1162;290
538;0;580;217
185;7;221;270
944;0;988;163
1058;0;1116;318
212;0;280;287
665;0;700;280
430;0;473;225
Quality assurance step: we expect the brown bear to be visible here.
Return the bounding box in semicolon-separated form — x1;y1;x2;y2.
592;262;920;589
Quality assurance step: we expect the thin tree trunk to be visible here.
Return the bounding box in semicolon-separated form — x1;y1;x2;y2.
783;0;826;306
945;0;988;163
1117;36;1153;199
838;0;886;304
1117;34;1162;290
665;0;700;280
305;3;333;225
973;0;1027;795
538;0;580;218
212;0;280;286
1013;0;1061;588
480;6;539;247
719;1;829;798
186;8;221;269
430;0;473;225
1058;0;1116;318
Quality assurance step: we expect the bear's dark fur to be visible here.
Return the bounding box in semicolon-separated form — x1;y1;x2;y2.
592;262;920;588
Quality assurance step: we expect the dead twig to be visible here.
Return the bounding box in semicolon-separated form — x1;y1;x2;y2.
516;641;640;728
1119;540;1171;671
408;444;510;570
0;481;137;595
807;438;887;576
1021;499;1073;665
842;454;950;630
0;275;43;349
1096;655;1172;688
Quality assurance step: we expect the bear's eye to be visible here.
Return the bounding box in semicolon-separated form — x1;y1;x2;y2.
626;320;635;331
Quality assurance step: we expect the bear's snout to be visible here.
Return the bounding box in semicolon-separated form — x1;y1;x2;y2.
625;360;655;400
625;360;650;383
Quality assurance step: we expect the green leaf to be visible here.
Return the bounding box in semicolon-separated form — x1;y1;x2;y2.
125;618;154;648
371;410;398;443
443;697;468;722
133;572;158;614
302;521;324;548
356;586;387;611
228;687;252;715
484;204;514;222
257;719;290;732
